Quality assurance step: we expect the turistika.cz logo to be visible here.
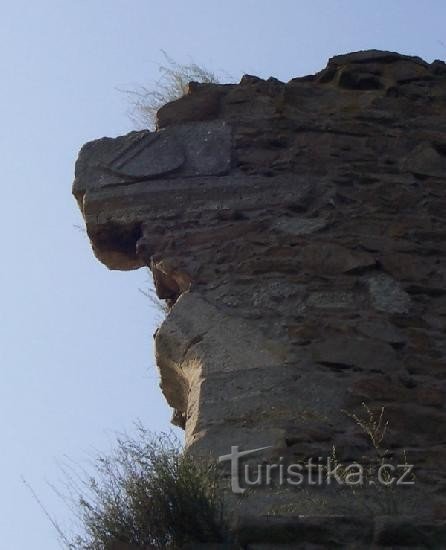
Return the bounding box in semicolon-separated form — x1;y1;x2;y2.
218;445;415;495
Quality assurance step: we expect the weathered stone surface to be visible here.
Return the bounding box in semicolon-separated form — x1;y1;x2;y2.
236;515;446;548
73;120;231;198
366;273;411;314
310;335;397;371
73;50;446;545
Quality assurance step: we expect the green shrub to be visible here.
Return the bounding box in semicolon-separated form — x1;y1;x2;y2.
68;427;227;549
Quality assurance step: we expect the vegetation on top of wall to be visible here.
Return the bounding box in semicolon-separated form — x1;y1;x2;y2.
124;51;220;130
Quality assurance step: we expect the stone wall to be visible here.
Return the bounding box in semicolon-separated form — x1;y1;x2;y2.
73;50;446;544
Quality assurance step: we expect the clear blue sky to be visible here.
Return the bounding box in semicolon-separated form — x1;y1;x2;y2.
1;1;445;548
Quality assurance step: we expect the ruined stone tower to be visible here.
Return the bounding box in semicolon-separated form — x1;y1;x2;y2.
73;51;446;546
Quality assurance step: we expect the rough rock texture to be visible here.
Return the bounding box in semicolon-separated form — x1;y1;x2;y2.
74;51;446;545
